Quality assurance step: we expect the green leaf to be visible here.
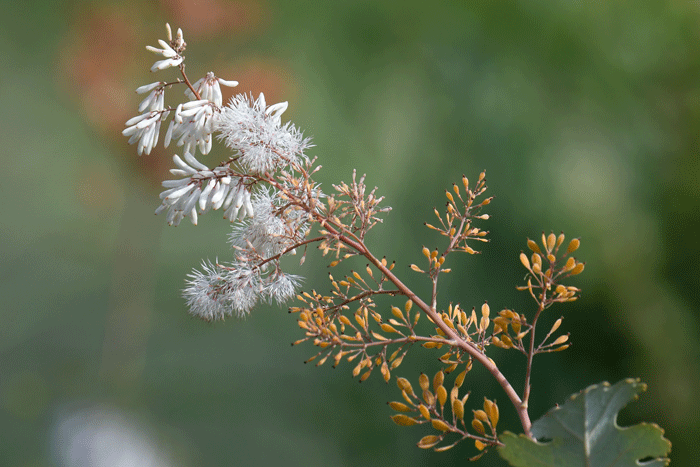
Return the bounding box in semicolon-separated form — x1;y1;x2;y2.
498;379;671;467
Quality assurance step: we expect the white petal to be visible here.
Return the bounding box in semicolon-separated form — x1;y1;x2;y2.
125;112;150;126
198;179;216;211
162;178;191;188
181;99;209;110
172;154;192;171
169;168;191;177
136;82;162;94
164;120;174;147
187;207;198;225
217;78;238;88
184;151;209;171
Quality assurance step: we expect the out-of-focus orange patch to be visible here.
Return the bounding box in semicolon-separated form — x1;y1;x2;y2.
219;58;297;107
57;6;140;133
159;0;267;39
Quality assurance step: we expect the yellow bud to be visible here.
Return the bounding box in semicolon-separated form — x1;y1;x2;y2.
462;176;469;190
431;419;451;432
570;263;585;275
550;317;562;334
433;371;444;392
532;253;542;267
500;334;513;348
455;368;467;388
419;404;431;420
417;435;441;449
419;373;430;392
391;306;404;320
474;410;488;422
484;399;499;427
437;385;448;407
553;334;569;345
527;239;541;254
547;232;556;252
446;191;454;202
567;238;580;254
380;323;398;333
471;419;485;435
481;302;490;318
423;390;435;406
556;232;565;249
520;252;530;270
453;399;465;420
563;256;576;272
475;439;486;451
397;377;414;396
389;401;411;412
422;247;431;258
391;414;418;426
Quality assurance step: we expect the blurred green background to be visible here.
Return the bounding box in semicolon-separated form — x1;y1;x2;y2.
1;0;699;465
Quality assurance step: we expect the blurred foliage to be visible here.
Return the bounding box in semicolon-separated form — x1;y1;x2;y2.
0;0;698;465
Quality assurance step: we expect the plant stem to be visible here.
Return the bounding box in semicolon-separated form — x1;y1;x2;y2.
333;228;533;437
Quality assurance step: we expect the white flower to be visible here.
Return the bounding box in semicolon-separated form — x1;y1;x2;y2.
155;152;253;226
186;72;238;107
165;100;218;156
122;109;167;156
145;24;185;72
216;93;312;174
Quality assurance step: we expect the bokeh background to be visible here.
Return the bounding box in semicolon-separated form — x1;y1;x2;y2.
1;0;699;465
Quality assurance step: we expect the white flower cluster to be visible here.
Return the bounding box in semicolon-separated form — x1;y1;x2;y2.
125;24;320;318
122;25;237;157
156;152;253;226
